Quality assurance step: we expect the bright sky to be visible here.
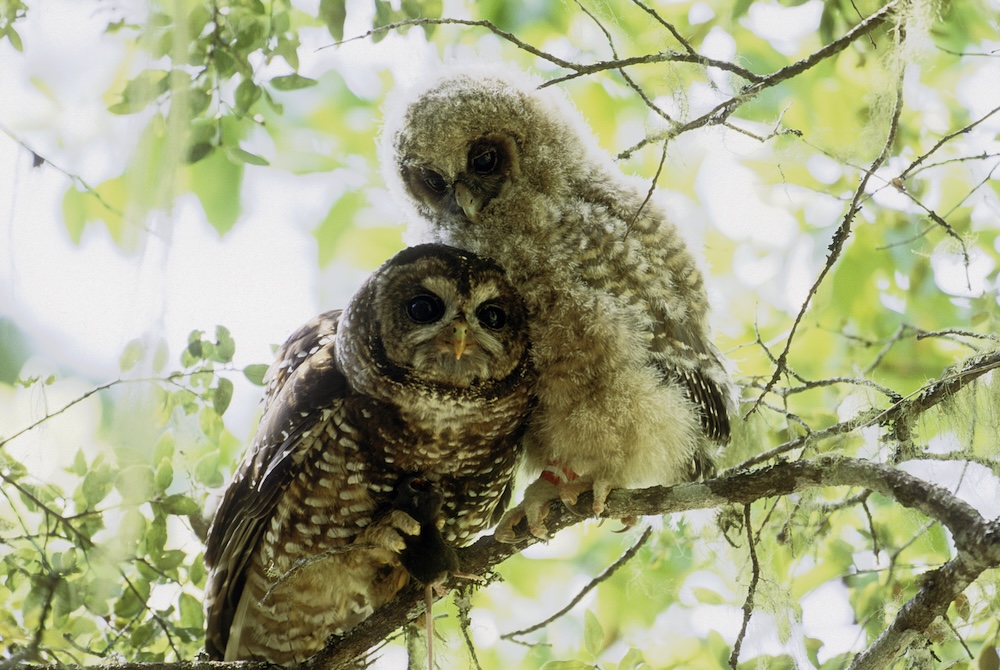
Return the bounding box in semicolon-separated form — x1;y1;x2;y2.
0;1;432;378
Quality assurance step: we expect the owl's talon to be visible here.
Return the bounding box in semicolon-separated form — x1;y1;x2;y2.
614;515;638;533
591;481;613;518
560;497;591;518
495;477;564;542
493;513;526;544
360;509;422;555
388;509;423;537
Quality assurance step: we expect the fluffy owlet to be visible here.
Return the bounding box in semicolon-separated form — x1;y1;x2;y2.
382;66;734;541
203;244;534;664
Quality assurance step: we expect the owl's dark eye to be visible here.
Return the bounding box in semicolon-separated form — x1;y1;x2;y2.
421;169;447;194
476;303;507;330
470;146;498;175
406;293;445;324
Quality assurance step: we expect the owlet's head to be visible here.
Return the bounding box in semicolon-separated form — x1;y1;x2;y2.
382;66;585;230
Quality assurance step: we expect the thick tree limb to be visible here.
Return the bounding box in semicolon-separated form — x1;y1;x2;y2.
302;455;997;669
19;457;998;669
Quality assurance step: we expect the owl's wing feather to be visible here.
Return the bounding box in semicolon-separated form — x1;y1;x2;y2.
204;310;348;659
674;365;731;444
651;315;732;448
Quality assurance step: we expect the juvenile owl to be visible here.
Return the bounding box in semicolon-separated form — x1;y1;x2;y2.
382;66;734;541
203;244;534;664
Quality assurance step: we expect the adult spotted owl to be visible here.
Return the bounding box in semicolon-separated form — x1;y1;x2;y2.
203;244;534;663
382;66;734;541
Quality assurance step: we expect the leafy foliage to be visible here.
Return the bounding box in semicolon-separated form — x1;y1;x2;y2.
1;0;999;668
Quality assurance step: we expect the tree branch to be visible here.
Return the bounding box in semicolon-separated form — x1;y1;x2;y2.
19;454;997;670
299;455;997;669
749;58;906;415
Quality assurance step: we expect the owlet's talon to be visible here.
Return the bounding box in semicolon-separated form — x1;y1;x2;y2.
614;515;638;533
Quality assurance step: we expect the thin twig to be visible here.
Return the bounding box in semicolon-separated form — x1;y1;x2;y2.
323;18;579;70
897;103;1000;181
735;348;1000;469
630;0;698;54
0;122;124;218
749;50;907;417
455;587;484;670
729;505;759;669
574;0;675;124
0;367;224;451
626;139;668;236
502;526;653;641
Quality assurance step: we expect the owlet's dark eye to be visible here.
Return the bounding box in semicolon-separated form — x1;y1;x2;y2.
421;169;447;194
470;146;498;175
406;294;445;324
476;303;507;330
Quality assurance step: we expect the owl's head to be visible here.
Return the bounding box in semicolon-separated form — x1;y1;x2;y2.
341;244;531;395
381;65;595;233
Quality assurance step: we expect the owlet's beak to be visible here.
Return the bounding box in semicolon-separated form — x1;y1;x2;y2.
453;182;480;223
445;319;470;360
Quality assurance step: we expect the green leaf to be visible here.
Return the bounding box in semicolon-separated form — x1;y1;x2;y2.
61;187;88;244
214;325;236;363
154;432;175;462
212;378;234;416
119;338;145;372
194;450;223;487
271;10;290;35
154;459;173;492
186;141;215;164
273;34;300;70
189;148;243;235
691;587;727;605
319;0;347;41
269;73;317;91
159;493;201;516
225;146;270;166
186;85;212;117
147;515;167;553
314;191;365;266
179;592;204;629
154;548;185;571
189;553;206;587
69;449;88;477
618;647;645;670
119;508;148;552
108;69;169;115
243;363;269;386
5;26;23;52
82;467;115;508
151;338;169;373
261;87;284;115
115;465;156;504
978;644;999;670
116;572;152;620
583;609;604;657
371;0;393;42
234;77;262;115
540;662;593;670
199;407;224;445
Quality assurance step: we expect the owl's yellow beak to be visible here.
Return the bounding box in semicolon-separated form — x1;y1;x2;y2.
447;320;470;360
454;182;480;223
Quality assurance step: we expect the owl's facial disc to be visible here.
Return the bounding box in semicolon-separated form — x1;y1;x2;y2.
400;136;514;225
397;279;517;386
